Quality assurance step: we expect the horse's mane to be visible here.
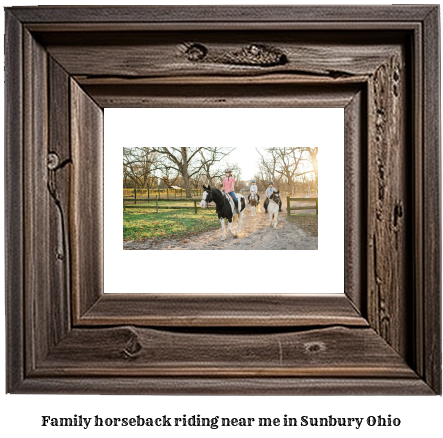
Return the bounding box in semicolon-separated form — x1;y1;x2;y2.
203;187;223;199
209;188;223;196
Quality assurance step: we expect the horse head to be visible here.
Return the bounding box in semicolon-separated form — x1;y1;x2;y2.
270;191;281;204
200;184;212;208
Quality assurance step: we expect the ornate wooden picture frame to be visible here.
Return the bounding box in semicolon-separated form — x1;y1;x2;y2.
5;6;441;394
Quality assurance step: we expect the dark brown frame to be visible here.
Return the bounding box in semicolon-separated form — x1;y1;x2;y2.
5;6;441;394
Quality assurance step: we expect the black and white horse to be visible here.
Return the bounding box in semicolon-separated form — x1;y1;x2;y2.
268;191;281;228
200;185;246;240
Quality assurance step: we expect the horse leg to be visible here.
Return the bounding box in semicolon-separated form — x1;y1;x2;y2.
220;218;226;240
228;219;236;237
238;211;243;234
274;212;278;228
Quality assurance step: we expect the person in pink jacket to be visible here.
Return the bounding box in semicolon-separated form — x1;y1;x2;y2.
222;168;238;212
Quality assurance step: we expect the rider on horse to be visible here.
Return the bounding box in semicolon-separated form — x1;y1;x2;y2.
248;180;260;204
264;181;283;213
222;168;238;212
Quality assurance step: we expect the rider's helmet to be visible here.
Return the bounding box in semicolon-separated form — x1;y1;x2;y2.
225;168;232;173
252;180;256;183
268;181;274;185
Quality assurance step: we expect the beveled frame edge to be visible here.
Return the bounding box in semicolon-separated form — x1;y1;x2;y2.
422;4;441;394
74;86;365;327
4;6;441;395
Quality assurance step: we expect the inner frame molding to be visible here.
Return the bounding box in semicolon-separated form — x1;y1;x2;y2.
5;6;440;394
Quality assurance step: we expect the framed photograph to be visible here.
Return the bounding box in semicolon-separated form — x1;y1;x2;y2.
109;109;340;295
5;5;440;394
117;112;325;252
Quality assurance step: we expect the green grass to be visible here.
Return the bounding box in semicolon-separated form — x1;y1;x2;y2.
123;207;221;242
125;201;199;208
287;214;318;237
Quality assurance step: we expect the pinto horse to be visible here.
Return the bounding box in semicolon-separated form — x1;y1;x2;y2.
200;185;246;240
249;191;261;216
268;191;281;228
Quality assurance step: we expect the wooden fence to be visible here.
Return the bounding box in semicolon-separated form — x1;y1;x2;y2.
123;188;203;200
286;196;318;216
124;196;200;214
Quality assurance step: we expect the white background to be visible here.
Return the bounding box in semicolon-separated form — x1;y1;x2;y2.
106;108;344;294
1;1;442;438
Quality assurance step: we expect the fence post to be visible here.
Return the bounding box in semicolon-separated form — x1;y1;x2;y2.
148;188;150;202
194;200;197;214
175;189;177;199
134;187;137;205
156;195;159;213
287;196;290;217
316;198;318;216
123;198;125;211
181;190;183;198
158;188;160;199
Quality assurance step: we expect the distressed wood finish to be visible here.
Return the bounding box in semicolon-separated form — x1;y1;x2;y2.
37;326;415;378
5;6;441;395
48;58;72;346
8;5;437;24
367;53;409;356
70;81;104;321
422;7;441;393
82;82;361;109
23;30;50;372
5;11;24;393
344;89;366;313
42;34;401;79
79;294;367;327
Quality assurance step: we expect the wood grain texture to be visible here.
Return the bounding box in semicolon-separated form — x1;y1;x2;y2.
13;377;433;396
411;18;425;384
422;6;441;394
42;32;401;80
8;5;436;23
344;90;366;314
4;5;441;395
70;81;104;321
23;30;50;373
5;10;24;393
84;83;360;108
79;294;367;327
37;326;414;378
48;58;72;345
366;49;409;358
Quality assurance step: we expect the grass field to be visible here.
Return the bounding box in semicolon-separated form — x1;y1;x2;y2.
124;200;200;208
123;207;221;242
287;214;318;237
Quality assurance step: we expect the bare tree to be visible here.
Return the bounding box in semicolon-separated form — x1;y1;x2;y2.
198;147;235;186
257;147;315;194
256;148;283;189
123;147;161;189
150;147;205;197
273;147;302;194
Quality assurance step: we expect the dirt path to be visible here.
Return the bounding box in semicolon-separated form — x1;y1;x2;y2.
124;206;318;250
